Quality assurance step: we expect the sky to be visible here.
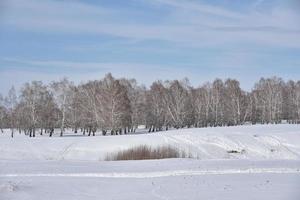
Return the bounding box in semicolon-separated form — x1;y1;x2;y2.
0;0;300;94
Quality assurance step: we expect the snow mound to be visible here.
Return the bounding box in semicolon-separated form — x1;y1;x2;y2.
0;124;300;161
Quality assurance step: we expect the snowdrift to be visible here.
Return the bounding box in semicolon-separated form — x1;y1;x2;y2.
0;124;300;161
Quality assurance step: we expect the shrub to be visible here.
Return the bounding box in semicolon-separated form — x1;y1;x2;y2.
227;149;246;154
105;145;188;161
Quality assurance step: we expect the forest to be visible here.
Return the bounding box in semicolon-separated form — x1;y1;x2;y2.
0;74;300;137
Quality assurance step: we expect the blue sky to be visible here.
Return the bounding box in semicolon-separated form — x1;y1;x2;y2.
0;0;300;94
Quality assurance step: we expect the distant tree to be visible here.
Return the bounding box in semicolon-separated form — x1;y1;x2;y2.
164;79;193;128
78;81;101;136
283;80;296;123
223;79;251;125
68;85;81;133
0;94;6;133
101;74;132;135
2;74;300;138
253;77;283;123
286;81;300;123
5;86;17;137
211;79;225;126
191;87;206;127
295;81;300;123
51;78;73;136
39;89;60;137
20;81;49;137
119;78;146;133
146;81;170;132
76;74;132;136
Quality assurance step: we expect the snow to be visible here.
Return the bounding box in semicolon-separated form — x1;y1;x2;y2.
0;124;300;161
1;159;300;200
0;124;300;199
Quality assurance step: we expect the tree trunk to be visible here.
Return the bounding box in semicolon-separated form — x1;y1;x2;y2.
32;128;35;137
88;127;92;136
49;128;54;137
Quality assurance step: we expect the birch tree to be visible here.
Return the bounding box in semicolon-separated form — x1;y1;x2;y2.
224;79;248;125
0;94;6;133
120;78;147;132
5;86;17;137
51;78;73;136
294;81;300;122
211;79;225;126
69;85;81;133
1;75;300;136
78;81;101;136
20;81;48;137
191;84;212;127
146;81;167;132
164;80;193;128
101;74;132;135
254;77;283;123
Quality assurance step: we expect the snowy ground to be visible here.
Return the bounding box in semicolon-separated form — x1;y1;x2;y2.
0;124;300;199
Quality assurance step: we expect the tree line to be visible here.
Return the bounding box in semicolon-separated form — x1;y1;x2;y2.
0;74;299;137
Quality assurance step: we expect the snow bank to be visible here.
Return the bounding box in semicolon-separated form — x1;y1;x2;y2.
0;124;300;161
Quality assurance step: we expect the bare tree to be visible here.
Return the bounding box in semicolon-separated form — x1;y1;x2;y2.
253;77;283;124
68;85;81;133
101;74;132;135
295;81;300;123
211;79;225;126
119;78;146;133
78;81;101;136
76;74;132;136
39;89;60;137
286;80;300;123
5;86;17;137
2;75;300;138
223;79;251;125
20;81;49;137
146;81;167;132
0;94;6;133
51;78;73;136
191;84;212;127
164;80;193;128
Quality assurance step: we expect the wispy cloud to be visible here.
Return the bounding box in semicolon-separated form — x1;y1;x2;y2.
1;0;300;48
1;57;170;71
0;55;299;94
146;0;244;19
0;0;300;94
0;58;198;93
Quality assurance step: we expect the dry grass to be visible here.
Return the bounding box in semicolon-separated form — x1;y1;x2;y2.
105;145;188;161
227;149;246;154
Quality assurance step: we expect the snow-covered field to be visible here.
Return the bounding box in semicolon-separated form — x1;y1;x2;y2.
1;124;300;199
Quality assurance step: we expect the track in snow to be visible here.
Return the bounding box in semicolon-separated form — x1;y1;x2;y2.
1;168;299;179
